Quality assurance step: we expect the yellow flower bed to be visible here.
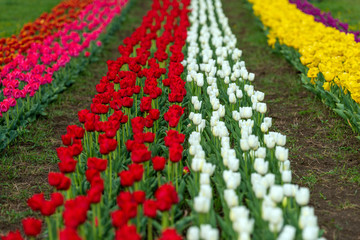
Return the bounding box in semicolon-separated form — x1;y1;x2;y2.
249;0;360;103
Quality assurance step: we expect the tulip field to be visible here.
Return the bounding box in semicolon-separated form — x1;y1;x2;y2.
1;0;360;240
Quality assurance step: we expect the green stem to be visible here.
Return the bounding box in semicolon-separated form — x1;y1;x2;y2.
161;211;169;230
46;217;53;240
147;218;153;240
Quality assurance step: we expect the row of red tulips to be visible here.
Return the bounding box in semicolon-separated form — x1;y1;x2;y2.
1;0;190;239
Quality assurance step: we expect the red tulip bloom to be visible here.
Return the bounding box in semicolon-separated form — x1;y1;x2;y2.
143;199;157;218
119;170;134;187
22;217;42;237
152;156;166;171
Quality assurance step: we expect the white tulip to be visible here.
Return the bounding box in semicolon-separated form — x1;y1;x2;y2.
264;117;272;128
236;89;243;99
265;173;275;188
248;73;255;81
230;206;249;221
302;226;319;240
276;134;286;146
191;96;199;105
200;225;212;240
275;146;288;162
248;135;259;150
296;187;310;206
189;112;195;120
194;101;202;110
200;184;212;199
232;111;241;121
227;157;239;172
269;185;284;203
282;170;292;183
233;218;254;234
255;147;266;159
238;232;250;240
193;113;202;125
224;189;238;207
194;196;210;213
240;139;250;151
239;107;252;119
277;225;296;240
202;162;216;176
261;122;268;133
255;91;264;101
256;102;267;114
253;183;266;199
264;135;276;149
187;226;200;240
254;158;268;175
229;93;236;104
200;173;210;185
191;157;205;172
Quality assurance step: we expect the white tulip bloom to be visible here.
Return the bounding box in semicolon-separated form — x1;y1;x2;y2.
233;218;254;234
202;162;216;176
200;225;212;240
230;206;249;221
227;157;239;172
255;147;266;159
199;184;212;199
264;135;276;149
224;189;238;207
187;226;200;240
236;89;243;99
191;157;205;172
269;185;284;203
256;102;267;114
229;93;236;104
248;135;259;150
248;73;255;81
239;107;252;119
302;226;319;240
275;146;289;162
200;173;210;185
194;101;202;110
296;187;310;206
192;113;202;125
277;225;296;240
281;170;292;183
254;158;269;175
194;196;210;213
261;122;269;133
240;139;250;151
276;134;286;146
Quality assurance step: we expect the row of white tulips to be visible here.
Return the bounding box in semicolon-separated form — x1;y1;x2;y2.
183;0;324;239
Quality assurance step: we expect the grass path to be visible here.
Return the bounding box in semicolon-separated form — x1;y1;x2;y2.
0;0;152;234
223;1;360;239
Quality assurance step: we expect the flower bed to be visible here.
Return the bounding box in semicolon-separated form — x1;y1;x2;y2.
289;0;360;42
248;0;360;136
0;0;130;150
1;0;322;239
0;0;93;70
